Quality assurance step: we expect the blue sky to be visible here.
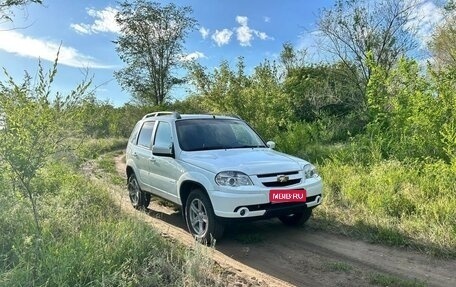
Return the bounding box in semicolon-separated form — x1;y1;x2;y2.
0;0;445;106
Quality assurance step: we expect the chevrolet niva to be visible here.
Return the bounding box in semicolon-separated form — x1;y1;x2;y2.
126;112;323;243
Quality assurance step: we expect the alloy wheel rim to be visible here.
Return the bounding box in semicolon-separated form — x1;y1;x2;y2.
189;198;208;236
128;177;139;205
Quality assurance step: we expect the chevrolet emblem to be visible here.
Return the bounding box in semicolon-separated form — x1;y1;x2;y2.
277;175;289;183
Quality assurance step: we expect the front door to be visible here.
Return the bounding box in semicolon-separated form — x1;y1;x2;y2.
149;121;182;203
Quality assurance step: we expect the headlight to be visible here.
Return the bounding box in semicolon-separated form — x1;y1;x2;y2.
303;164;319;179
215;171;253;187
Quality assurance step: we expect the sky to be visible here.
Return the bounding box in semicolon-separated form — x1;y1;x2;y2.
0;0;446;107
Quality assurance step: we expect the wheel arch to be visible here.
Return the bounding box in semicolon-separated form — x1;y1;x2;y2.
126;165;135;179
179;180;209;209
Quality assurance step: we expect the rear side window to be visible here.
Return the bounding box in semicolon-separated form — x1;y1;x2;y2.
137;121;155;148
154;122;172;147
129;122;141;144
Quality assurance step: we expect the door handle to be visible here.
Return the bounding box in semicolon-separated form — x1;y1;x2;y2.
132;152;138;158
148;157;156;162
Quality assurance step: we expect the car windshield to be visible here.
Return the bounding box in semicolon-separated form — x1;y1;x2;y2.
176;119;266;151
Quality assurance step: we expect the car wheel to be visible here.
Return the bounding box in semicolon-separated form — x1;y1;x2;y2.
128;173;151;209
279;208;312;226
185;189;224;244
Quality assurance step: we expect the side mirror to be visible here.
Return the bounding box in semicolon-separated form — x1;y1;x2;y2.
152;144;174;158
266;141;276;149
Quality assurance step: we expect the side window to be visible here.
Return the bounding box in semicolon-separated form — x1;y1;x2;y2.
137;121;155;148
154;122;172;147
129;122;141;144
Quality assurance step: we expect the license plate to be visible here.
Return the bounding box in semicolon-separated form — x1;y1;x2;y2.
269;189;307;203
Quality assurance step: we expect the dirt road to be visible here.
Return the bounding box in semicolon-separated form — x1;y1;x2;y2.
109;154;455;287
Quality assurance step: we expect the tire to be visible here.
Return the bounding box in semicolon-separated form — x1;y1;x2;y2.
185;189;224;244
279;208;312;226
127;173;151;210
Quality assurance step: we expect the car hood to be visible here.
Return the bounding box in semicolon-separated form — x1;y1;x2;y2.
179;148;307;175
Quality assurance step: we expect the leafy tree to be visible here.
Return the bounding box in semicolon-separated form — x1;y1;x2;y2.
186;57;249;116
0;59;91;235
0;0;42;22
366;57;456;161
280;42;307;75
187;57;292;139
114;0;196;105
429;4;456;70
317;0;418;92
284;61;363;122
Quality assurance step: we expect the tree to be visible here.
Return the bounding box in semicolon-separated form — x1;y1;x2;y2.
429;2;456;70
317;0;418;92
0;58;91;236
0;0;42;22
187;58;293;139
284;62;363;122
114;0;196;105
280;42;307;75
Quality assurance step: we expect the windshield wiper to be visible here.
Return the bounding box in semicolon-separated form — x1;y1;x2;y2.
231;145;266;149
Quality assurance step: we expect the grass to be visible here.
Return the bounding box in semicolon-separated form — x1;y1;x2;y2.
0;159;226;286
322;261;353;273
311;159;456;258
97;151;125;185
77;137;128;160
369;273;427;287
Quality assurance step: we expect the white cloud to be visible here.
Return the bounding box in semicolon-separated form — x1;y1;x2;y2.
236;16;249;26
70;23;91;34
234;15;273;46
71;6;120;35
212;29;233;46
255;31;269;40
236;25;253;46
180;51;206;62
0;31;113;69
407;0;444;48
207;16;273;47
264;16;271;23
199;27;210;39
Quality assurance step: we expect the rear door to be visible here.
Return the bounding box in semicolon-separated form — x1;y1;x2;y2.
133;121;156;190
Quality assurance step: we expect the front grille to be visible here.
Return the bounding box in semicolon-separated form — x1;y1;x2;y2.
257;171;299;178
263;179;301;187
256;170;302;187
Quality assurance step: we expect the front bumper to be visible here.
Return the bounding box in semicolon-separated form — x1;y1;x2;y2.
210;178;323;219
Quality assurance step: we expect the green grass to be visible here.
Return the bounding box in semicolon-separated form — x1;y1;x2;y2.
96;151;126;185
322;261;353;273
310;159;456;258
77;137;128;160
0;160;224;286
369;273;427;287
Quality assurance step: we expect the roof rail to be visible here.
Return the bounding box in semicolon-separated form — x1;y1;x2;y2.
142;111;181;119
212;113;242;120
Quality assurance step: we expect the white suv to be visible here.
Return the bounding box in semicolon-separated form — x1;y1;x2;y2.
126;112;323;242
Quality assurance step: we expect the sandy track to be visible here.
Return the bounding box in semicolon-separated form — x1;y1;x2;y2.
108;153;455;287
